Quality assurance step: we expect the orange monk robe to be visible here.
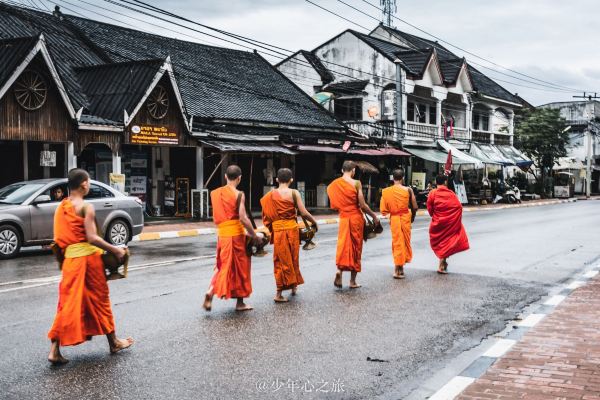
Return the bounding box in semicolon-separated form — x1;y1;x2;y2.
260;191;303;291
48;199;114;347
209;186;252;299
380;186;413;266
327;178;364;272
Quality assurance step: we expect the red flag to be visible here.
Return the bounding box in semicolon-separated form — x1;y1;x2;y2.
444;149;452;176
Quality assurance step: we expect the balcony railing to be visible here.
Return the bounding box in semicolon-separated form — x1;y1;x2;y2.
405;122;437;140
472;129;491;144
346;120;396;140
452;127;469;140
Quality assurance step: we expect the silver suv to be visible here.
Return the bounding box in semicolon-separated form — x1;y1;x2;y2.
0;179;144;259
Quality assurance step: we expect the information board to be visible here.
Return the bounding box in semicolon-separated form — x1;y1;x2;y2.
130;125;179;145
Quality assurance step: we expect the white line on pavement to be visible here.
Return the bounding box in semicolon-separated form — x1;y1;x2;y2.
428;376;475;400
482;338;517;358
0;254;216;294
566;280;586;290
518;313;546;327
583;270;599;278
544;295;566;306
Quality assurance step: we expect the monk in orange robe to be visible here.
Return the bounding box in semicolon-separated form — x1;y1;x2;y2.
261;168;318;303
427;174;470;274
203;165;260;312
327;161;379;289
380;168;418;279
48;168;132;365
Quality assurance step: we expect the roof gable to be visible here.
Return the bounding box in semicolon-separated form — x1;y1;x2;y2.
0;33;75;118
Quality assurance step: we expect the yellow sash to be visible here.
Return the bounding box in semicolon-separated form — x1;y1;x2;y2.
272;219;298;232
64;242;101;259
217;220;245;237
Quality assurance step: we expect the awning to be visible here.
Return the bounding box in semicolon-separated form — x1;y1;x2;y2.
469;143;512;166
496;145;534;168
404;146;473;164
354;160;379;174
349;147;410;156
438;140;484;168
293;144;345;153
201;141;297;154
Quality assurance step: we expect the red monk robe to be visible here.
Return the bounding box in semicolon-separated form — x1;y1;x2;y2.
260;190;303;291
48;199;114;346
210;186;252;299
327;178;364;272
380;186;413;266
426;185;470;259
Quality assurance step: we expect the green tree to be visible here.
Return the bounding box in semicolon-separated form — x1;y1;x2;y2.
514;108;569;197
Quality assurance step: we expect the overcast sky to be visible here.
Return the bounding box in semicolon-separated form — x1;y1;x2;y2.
48;0;600;106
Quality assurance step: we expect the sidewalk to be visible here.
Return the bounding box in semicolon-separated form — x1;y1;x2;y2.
456;273;600;400
134;197;578;242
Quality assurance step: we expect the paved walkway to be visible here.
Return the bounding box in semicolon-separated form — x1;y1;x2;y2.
457;274;600;400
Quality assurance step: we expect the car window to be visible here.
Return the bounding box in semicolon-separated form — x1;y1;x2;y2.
39;184;69;203
0;183;46;204
85;184;115;199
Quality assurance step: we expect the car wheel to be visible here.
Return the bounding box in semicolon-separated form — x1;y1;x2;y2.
106;219;131;245
0;225;21;259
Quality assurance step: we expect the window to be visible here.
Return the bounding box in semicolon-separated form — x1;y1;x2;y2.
85;184;114;199
417;104;427;123
482;115;489;131
0;183;45;205
382;90;395;118
407;102;415;121
40;184;68;202
334;98;362;121
429;107;436;125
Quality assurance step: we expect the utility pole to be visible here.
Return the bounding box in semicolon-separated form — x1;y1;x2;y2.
394;59;404;142
380;0;397;28
573;92;599;198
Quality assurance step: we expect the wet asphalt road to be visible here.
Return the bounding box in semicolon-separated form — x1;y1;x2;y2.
0;201;599;400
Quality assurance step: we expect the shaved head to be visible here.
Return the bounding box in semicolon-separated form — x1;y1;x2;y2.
342;160;356;172
225;165;242;180
276;168;293;183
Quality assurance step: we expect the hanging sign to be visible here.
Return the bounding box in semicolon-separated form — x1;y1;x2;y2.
130;125;179;145
40;151;56;167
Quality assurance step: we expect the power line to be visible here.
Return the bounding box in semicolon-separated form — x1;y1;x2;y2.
355;0;592;93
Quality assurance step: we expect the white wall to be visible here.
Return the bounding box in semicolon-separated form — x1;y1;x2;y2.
277;52;323;96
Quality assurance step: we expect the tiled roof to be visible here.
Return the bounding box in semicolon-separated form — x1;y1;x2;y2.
376;25;521;104
65;15;343;129
75;58;165;123
439;58;464;84
0;3;344;131
0;35;38;89
394;49;433;76
0;3;106;110
351;30;405;61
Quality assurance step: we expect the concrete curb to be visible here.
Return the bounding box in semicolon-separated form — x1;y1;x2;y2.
427;263;599;400
132;198;577;242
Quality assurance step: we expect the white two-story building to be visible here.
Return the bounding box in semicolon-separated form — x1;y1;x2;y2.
278;24;529;190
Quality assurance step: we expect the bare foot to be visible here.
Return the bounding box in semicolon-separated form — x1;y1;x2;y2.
437;268;448;275
203;293;213;312
393;273;405;279
291;286;298;296
349;282;362;289
274;295;289;303
47;353;69;365
334;271;342;288
110;337;134;354
235;303;254;311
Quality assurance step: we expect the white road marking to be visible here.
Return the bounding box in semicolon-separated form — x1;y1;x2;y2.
566;280;586;290
518;313;546;327
428;376;475;400
0;254;216;294
583;270;599;278
482;338;516;358
544;295;566;306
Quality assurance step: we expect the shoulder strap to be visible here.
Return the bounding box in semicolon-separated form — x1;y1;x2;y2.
354;181;361;208
292;190;309;226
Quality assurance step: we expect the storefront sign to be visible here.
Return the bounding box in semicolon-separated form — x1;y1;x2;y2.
130;125;179;145
110;173;126;194
129;176;147;195
40;150;56;167
411;172;426;191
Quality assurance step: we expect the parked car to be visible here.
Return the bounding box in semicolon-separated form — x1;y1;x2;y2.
0;179;144;259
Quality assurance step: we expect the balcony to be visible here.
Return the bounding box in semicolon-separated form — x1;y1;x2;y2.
346;120;396;140
472;129;491;144
405;122;437;141
452;127;469;140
